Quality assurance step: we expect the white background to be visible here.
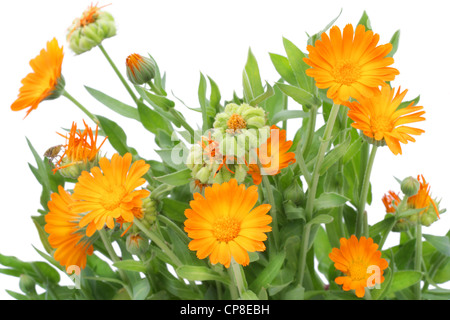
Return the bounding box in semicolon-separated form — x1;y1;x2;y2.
0;0;449;299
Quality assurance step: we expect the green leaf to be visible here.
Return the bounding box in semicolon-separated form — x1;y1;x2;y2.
387;270;422;295
85;86;139;120
113;260;147;273
154;168;191;186
243;48;264;103
307;214;334;226
284;201;306;221
343;136;363;164
369;216;395;238
357;11;372;31
284;285;305;300
176;266;230;285
276;82;319;108
161;198;190;223
307;9;342;46
283;37;312;93
319;136;351;175
314;192;350;211
96;115;136;156
31;217;53;255
371;267;393;300
269;53;298;86
198;72;210;132
423;234;450;256
387;30;400;58
249;81;275;107
240;290;260;300
249;252;285;293
137;101;173;136
132;279;150;300
270;110;309;125
31;261;60;284
208;75;222;113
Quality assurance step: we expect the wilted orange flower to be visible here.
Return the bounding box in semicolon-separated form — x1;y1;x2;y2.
53;120;107;173
345;85;425;155
408;175;440;219
382;191;401;213
71;153;150;237
248;125;296;185
45;186;94;270
329;235;388;298
11;38;64;118
184;179;272;268
304;24;399;104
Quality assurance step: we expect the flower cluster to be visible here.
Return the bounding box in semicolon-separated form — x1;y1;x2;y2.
4;4;448;301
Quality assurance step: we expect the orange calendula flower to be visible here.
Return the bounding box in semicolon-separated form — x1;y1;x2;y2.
71;153;151;237
345;85;425;155
11;38;64;118
408;175;440;219
248;125;296;185
304;24;399;104
184;179;272;268
329;235;389;298
382;191;401;213
45;186;94;270
53;120;107;175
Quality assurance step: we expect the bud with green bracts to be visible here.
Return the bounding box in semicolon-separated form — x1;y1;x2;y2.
19;274;37;296
67;11;116;55
401;176;420;197
126;54;156;85
213;103;267;130
58;154;101;180
126;233;149;255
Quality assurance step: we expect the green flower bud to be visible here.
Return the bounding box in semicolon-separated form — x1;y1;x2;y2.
126;54;157;85
126;233;149;255
401;176;420;197
213;103;267;131
283;179;305;205
233;165;248;184
19;274;37;295
67;4;117;55
186;144;204;170
196;166;212;184
58;154;101;180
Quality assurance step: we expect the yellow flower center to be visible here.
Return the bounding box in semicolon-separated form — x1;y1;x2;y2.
227;114;247;131
370;116;393;137
101;186;127;211
348;261;368;281
333;60;361;85
213;217;240;243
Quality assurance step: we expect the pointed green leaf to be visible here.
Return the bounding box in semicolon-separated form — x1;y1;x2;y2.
276;82;319;108
271;110;309;125
283;37;312;92
249;81;275;107
176;266;230;285
137;101;173;136
357;11;372;30
269;53;298;86
154;168;192;186
387;30;400;58
423;234;450;256
314;192;350;211
249;252;285;293
387;271;422;295
96;115;137;156
85;86;139;120
243;48;264;103
113;260;147;273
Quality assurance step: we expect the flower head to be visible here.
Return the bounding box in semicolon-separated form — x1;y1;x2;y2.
67;3;116;54
304;24;399;104
53;120;107;178
45;186;94;271
248;125;296;185
126;53;156;85
345;86;425;155
11;38;64;118
71;153;150;237
184;179;272;268
408;175;440;223
329;235;388;298
382;191;401;214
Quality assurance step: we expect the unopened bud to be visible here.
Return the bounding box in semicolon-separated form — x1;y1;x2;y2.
19;274;37;295
126;233;149;255
126;54;156;85
401;176;420;197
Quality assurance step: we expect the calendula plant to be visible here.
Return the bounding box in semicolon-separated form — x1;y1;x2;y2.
3;4;449;301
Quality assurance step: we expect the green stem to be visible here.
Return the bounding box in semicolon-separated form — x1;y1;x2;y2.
262;175;279;250
169;108;196;143
229;258;247;298
414;214;423;300
297;223;311;289
63;91;98;124
356;145;378;238
301;104;318;158
98;229;132;295
133;219;183;268
294;148;311;186
296;103;340;287
98;43;139;104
